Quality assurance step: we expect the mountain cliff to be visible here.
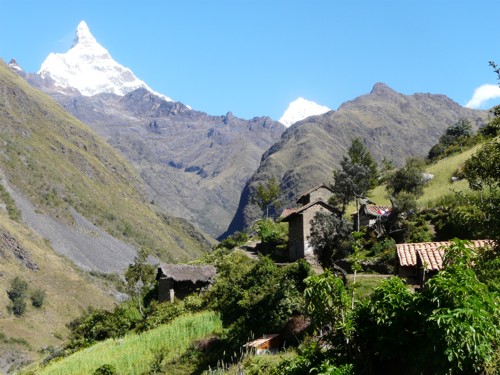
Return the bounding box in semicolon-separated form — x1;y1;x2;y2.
225;83;488;236
19;22;285;237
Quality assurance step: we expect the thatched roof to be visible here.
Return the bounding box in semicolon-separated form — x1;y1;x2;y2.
157;264;217;283
280;199;337;222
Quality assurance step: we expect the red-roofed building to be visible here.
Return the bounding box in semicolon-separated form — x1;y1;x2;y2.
396;240;493;286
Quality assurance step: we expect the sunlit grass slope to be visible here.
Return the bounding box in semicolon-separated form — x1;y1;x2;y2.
34;311;222;375
0;61;210;262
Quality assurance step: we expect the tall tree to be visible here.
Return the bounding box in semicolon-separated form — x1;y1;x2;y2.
254;175;282;218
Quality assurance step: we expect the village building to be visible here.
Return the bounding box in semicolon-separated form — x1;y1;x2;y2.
156;264;217;303
281;185;337;262
396;240;492;286
244;334;281;355
351;199;391;234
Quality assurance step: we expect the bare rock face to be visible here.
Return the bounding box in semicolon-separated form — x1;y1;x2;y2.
38;87;284;237
224;83;488;236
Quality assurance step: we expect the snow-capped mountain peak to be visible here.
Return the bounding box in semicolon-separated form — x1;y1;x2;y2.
279;97;331;127
72;20;97;48
38;21;171;100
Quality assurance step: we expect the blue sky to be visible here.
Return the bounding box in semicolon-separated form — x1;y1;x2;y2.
1;0;500;120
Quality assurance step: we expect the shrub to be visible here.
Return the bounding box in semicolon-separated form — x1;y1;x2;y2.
93;364;117;375
7;276;28;317
31;288;46;308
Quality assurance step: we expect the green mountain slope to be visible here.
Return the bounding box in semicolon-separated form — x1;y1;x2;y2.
0;60;211;266
0;60;211;370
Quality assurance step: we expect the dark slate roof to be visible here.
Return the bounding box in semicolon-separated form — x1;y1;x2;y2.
157;264;217;283
397;240;493;271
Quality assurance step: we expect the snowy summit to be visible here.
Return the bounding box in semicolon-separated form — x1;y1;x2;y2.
38;21;171;99
279;97;331;127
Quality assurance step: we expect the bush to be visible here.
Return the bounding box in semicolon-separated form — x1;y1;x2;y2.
31;288;46;308
7;277;28;317
93;364;117;375
7;276;28;301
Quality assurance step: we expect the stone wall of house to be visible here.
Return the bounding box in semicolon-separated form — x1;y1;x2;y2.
302;204;331;259
288;215;305;261
158;278;175;302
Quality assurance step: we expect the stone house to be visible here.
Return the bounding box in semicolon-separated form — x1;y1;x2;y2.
396;240;492;286
156;264;217;303
351;200;391;234
281;185;337;262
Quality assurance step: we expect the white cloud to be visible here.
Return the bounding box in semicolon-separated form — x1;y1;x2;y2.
465;83;500;108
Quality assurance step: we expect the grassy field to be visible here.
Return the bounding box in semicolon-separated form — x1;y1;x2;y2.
346;144;481;214
29;311;222;375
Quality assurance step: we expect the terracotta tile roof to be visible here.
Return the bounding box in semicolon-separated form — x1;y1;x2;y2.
280;208;296;218
397;240;493;271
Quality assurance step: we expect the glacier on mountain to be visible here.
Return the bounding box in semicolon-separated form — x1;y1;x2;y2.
38;21;171;100
279;97;331;127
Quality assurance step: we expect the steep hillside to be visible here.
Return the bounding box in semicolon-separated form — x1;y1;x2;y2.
226;83;488;235
31;86;285;237
16;18;285;239
0;60;211;268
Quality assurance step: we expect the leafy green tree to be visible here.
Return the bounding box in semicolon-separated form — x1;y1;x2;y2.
309;211;353;269
347;138;379;188
387;157;427;197
255;175;282;218
330;139;377;216
462;140;500;241
125;249;157;317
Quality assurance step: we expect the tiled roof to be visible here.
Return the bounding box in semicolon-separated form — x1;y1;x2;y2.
397;240;493;271
364;205;391;216
280;208;296;218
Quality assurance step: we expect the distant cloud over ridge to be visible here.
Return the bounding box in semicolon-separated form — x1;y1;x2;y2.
465;83;500;108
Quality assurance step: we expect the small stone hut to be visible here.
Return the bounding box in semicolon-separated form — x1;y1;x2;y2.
156;264;217;303
244;334;281;355
281;185;337;262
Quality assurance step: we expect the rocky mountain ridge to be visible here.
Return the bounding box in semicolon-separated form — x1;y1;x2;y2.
225;82;489;236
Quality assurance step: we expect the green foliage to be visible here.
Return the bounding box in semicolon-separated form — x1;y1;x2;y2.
207;255;310;345
137;300;186;332
304;271;351;339
0;184;21;221
7;276;28;317
387;157;427;197
330;138;378;216
216;231;249;250
125;248;157;317
66;303;143;351
253;218;288;246
347;138;379;188
93;364;117;375
480;105;500;138
309;211;353;268
255;175;282;217
427;118;478;162
7;276;28;301
463;139;500;192
30;288;46;308
355;239;500;374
